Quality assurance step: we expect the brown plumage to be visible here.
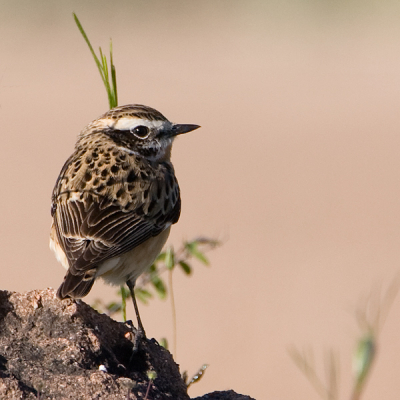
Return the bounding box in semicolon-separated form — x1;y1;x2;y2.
50;104;199;336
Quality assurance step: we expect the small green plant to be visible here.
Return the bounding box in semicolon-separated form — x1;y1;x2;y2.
289;277;400;400
182;364;209;389
92;237;219;355
92;237;219;315
73;13;117;109
145;370;157;400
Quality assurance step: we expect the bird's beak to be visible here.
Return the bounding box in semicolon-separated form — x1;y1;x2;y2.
169;124;201;137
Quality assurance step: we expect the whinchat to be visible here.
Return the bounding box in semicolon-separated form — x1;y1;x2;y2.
50;104;199;339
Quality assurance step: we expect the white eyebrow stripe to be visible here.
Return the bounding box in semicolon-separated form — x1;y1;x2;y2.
104;117;165;131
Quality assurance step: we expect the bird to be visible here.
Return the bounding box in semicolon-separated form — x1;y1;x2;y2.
50;104;200;344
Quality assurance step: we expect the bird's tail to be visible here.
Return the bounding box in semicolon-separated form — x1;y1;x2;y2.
56;271;95;300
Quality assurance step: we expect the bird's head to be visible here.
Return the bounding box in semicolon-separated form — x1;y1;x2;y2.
81;104;200;162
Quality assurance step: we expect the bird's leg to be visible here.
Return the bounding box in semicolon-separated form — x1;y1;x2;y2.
126;279;146;353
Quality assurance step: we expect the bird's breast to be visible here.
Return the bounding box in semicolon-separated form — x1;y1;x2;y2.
97;226;171;286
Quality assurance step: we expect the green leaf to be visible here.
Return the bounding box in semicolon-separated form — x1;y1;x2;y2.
165;247;175;270
155;252;166;263
135;287;153;304
182;371;188;385
106;302;122;314
187;364;209;388
185;241;209;265
353;333;376;388
147;370;157;381
159;338;168;350
149;263;157;273
151;274;167;299
195;237;221;247
179;261;192;275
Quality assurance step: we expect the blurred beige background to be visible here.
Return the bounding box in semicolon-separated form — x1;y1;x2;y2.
1;1;400;399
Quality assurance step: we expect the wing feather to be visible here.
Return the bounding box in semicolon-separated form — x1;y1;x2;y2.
52;146;181;299
53;180;180;275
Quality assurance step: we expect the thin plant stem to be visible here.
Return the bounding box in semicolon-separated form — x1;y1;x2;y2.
144;380;152;400
289;347;330;400
168;268;177;358
121;286;127;322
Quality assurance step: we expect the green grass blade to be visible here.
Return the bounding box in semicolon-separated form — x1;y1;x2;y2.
73;13;118;110
73;13;105;84
110;40;118;108
99;48;113;108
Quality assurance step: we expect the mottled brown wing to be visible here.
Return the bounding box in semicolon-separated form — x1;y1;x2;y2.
53;166;180;301
54;190;180;273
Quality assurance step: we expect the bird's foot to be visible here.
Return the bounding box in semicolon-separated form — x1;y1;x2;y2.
125;320;146;360
132;327;146;353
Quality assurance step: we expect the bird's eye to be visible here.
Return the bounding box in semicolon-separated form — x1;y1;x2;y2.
131;125;149;138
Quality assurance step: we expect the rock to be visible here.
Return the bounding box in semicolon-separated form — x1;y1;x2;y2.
193;391;256;400
0;289;255;400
